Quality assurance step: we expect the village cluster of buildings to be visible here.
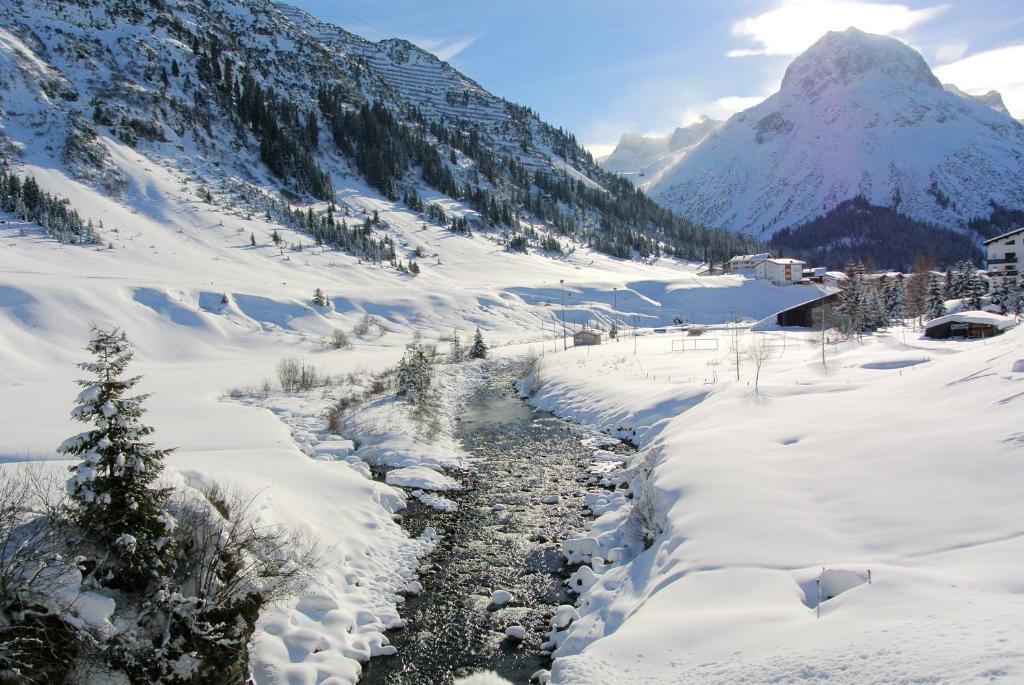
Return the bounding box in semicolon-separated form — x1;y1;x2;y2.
721;253;843;288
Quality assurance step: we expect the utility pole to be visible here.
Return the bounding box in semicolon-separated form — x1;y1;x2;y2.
560;279;567;351
613;286;619;341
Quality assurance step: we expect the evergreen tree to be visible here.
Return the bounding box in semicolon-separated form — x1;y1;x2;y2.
449;330;464;363
863;284;889;330
1004;278;1023;318
250;232;256;246
271;229;281;246
923;274;948;320
882;277;905;321
837;262;868;333
58;327;174;591
312;287;328;307
469;327;487;359
963;268;986;310
396;344;432;403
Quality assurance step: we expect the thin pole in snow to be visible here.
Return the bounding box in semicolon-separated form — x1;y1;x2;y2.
816;578;821;619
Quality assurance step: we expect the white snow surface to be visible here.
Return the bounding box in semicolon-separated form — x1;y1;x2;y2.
0;105;821;682
649;28;1024;235
524;323;1024;684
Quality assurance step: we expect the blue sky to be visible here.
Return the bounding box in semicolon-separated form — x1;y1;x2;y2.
289;1;1024;155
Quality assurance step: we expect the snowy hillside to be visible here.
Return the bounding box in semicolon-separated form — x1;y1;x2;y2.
648;29;1024;243
599;117;721;189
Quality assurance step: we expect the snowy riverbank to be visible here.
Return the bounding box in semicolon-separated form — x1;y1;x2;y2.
519;325;1024;684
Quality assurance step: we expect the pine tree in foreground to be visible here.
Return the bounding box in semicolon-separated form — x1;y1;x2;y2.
469;327;487;359
312;287;329;307
58;326;174;591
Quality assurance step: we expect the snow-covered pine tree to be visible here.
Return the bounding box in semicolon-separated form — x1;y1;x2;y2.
396;344;432;403
312;287;328;307
942;268;955;299
864;284;889;330
469;327;487;359
58;327;174;591
1005;278;1023;318
963;269;986;310
837;262;868;333
882;277;905;321
449;330;464;363
923;274;948;320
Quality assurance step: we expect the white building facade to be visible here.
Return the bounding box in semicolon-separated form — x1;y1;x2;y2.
725;253;770;273
755;258;806;285
985;227;1023;284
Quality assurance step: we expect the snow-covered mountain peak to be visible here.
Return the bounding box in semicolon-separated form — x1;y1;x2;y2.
600;116;721;186
780;27;940;99
641;28;1024;265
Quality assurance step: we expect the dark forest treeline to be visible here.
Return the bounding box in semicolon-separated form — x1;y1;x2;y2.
770;197;982;270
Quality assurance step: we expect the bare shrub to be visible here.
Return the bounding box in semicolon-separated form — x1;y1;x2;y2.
327;329;352;350
0;467;96;684
277;358;330;392
520;351;543;396
746;336;773;395
323;393;363;432
137;485;320;682
353;314;386;338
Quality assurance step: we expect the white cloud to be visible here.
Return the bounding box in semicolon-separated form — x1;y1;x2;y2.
408;34;477;62
934;44;1024;119
713;95;767;114
729;0;945;57
584;142;618;160
931;41;968;63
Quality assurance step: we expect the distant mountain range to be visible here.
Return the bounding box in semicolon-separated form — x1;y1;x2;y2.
0;0;758;265
602;28;1024;268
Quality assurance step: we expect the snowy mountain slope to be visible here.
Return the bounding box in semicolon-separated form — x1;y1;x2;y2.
944;83;1012;117
527;323;1024;684
0;0;759;266
276;4;516;138
0;96;823;684
648;29;1024;239
599;116;721;189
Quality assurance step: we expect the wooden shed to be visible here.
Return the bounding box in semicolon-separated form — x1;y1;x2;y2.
924;311;1018;339
573;330;602;346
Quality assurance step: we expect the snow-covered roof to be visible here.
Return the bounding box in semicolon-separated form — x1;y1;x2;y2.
764;258;806;266
728;253;770;263
925;311;1019;330
982;226;1024;245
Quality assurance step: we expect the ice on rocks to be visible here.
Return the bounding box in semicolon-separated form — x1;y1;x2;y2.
505;625;527;641
385;465;461;491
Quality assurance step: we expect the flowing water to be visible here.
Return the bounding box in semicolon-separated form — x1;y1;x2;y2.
360;366;628;685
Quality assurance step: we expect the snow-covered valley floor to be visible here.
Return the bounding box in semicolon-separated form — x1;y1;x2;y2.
2;140;1021;683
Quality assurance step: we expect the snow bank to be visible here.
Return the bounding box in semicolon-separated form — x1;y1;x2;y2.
528;325;1024;684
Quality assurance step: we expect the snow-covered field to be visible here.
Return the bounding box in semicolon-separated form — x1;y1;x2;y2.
3;104;1017;685
0;135;827;683
523;323;1024;684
